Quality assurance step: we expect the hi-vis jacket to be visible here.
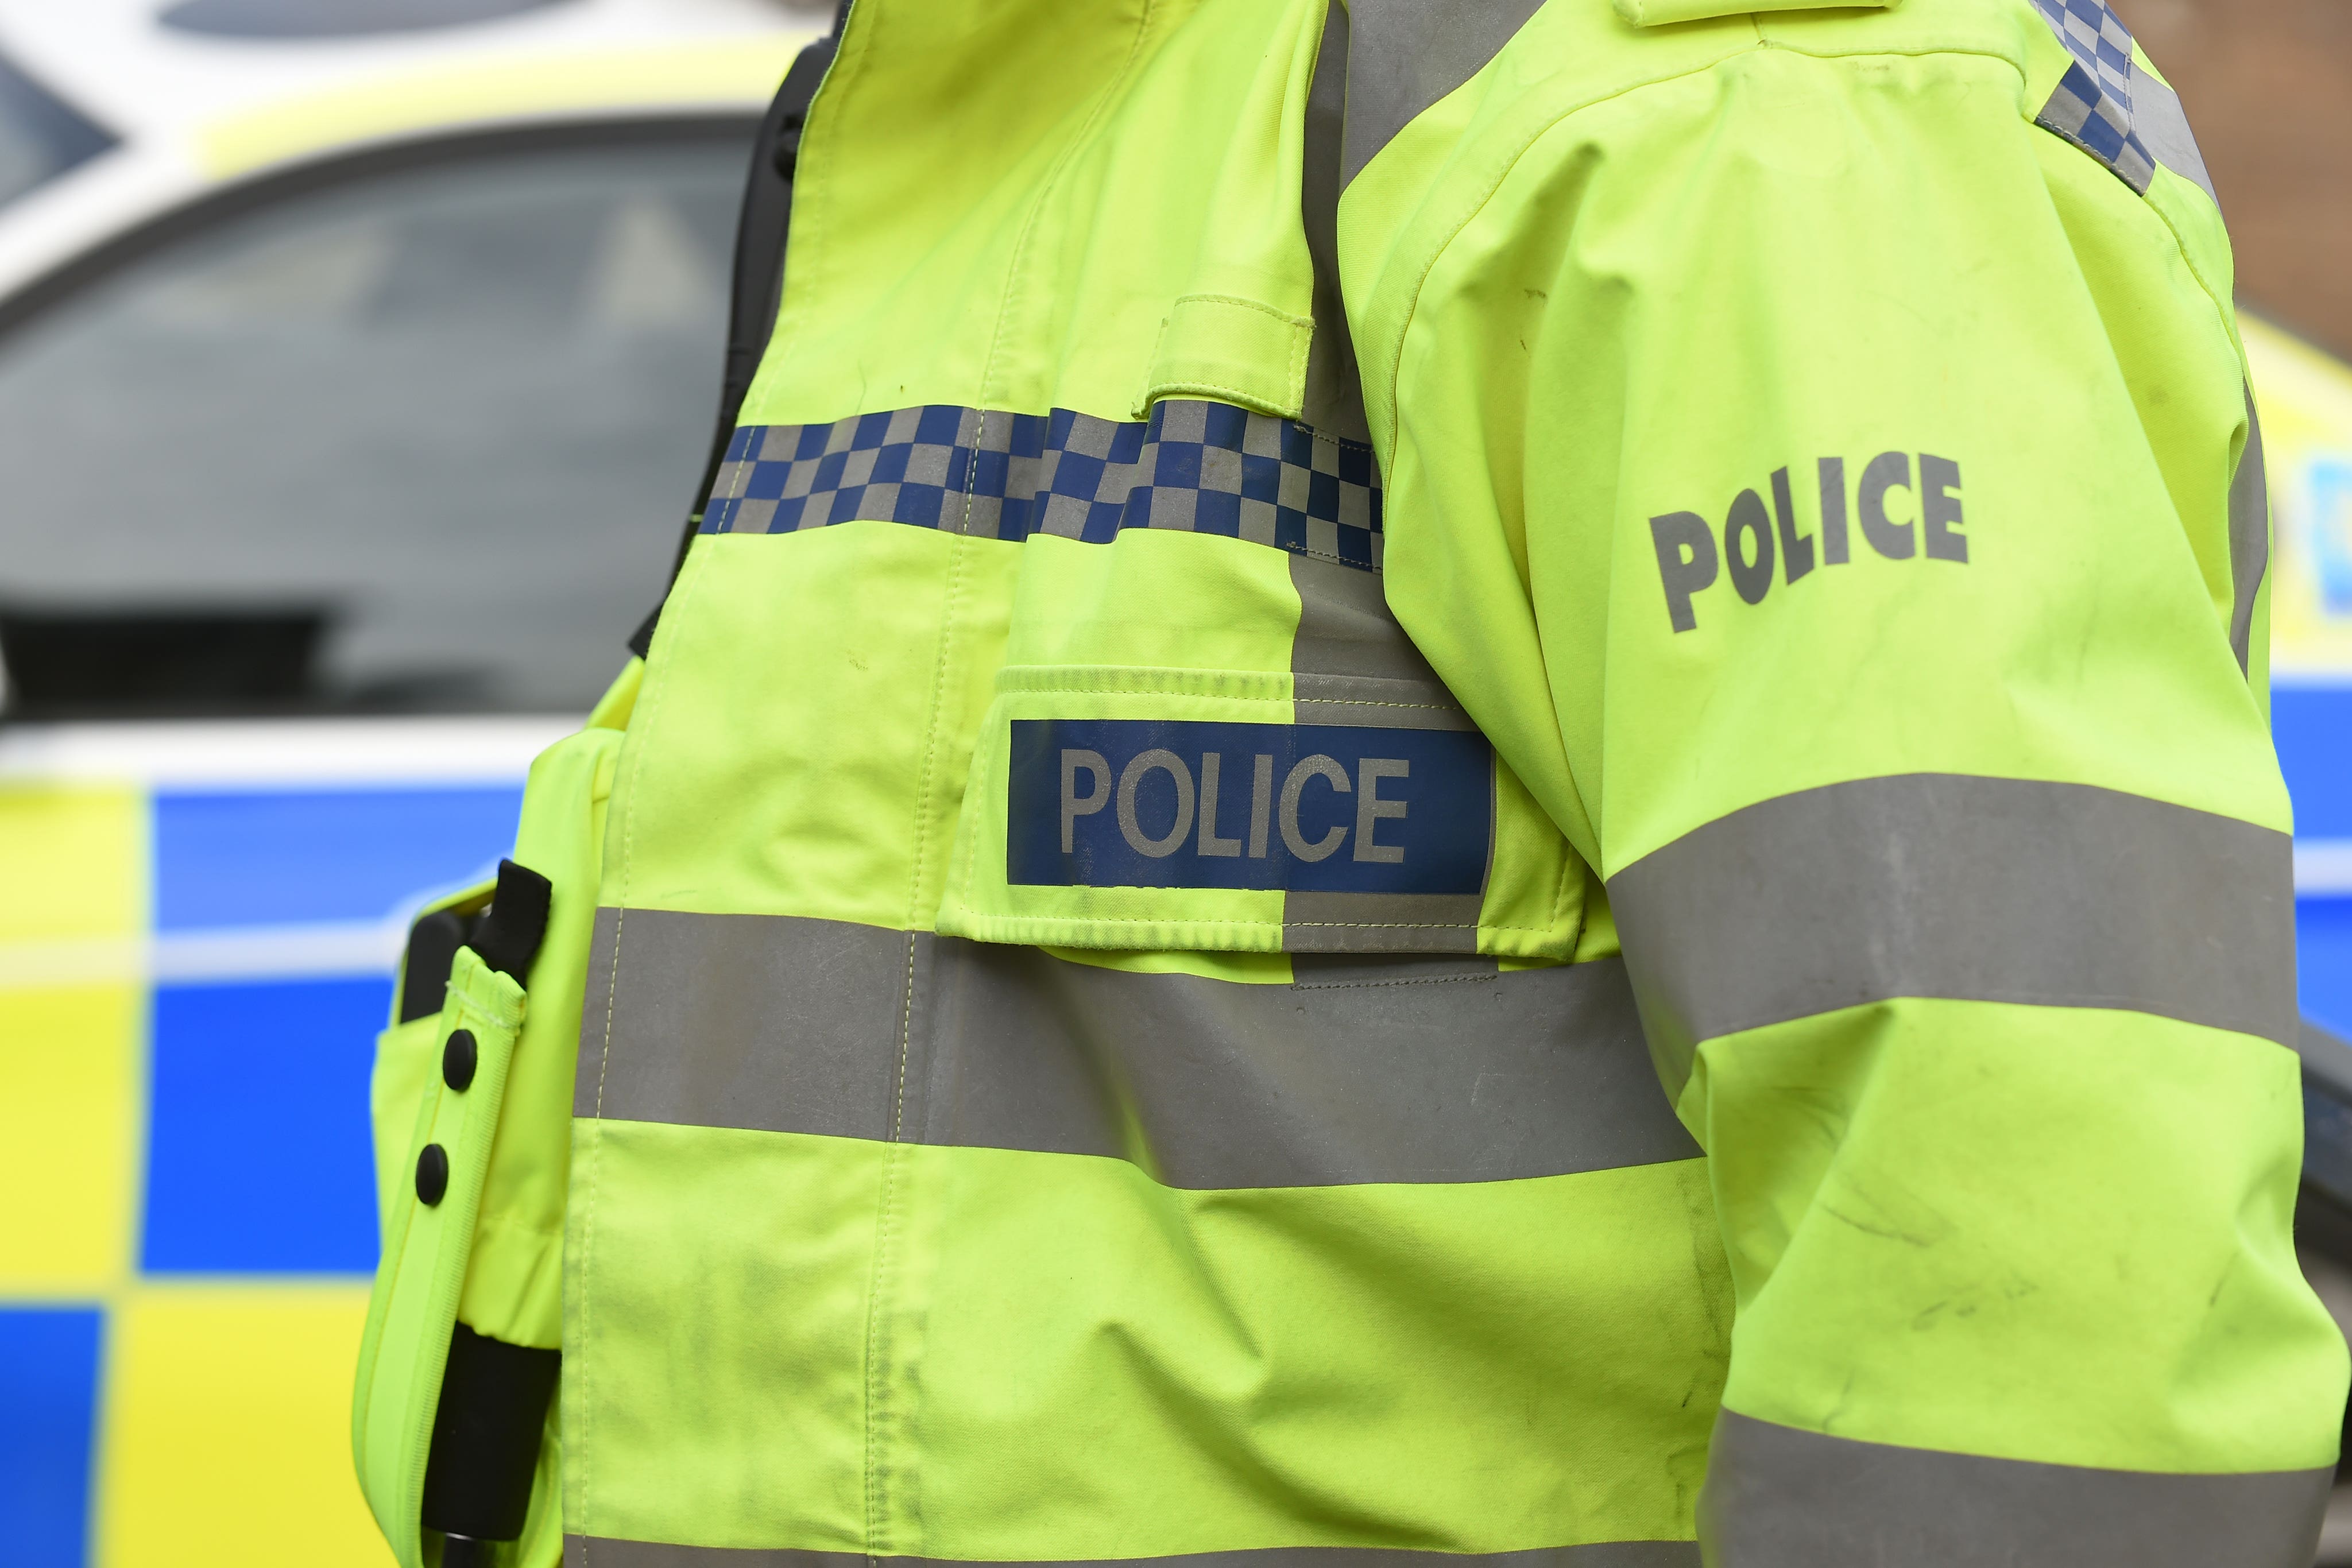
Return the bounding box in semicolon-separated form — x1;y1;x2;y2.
353;0;2349;1563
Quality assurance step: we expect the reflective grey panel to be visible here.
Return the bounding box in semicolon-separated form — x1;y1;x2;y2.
1607;774;2297;1085
578;909;1697;1187
1700;1411;2330;1567
1339;0;1548;187
2230;388;2269;676
1292;673;1478;732
1290;555;1434;676
565;1540;1701;1568
2127;62;2219;208
1300;1;1374;446
574;906;912;1139
1282;889;1486;954
1285;550;1491;951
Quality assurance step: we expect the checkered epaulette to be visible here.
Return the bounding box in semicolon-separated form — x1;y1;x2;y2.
702;398;1384;574
2026;0;2156;194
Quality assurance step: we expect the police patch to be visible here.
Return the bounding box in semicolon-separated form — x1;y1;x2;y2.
1006;719;1492;893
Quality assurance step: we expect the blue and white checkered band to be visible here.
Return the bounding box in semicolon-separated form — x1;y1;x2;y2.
701;399;1384;573
2028;0;2156;194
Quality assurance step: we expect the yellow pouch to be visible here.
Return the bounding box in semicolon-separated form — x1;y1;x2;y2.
351;662;637;1568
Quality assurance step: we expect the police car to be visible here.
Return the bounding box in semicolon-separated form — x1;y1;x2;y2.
0;2;814;1562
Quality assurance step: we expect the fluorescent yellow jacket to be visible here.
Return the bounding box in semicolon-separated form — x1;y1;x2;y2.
356;0;2346;1563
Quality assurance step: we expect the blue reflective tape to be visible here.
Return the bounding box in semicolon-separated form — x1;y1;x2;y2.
1007;719;1491;894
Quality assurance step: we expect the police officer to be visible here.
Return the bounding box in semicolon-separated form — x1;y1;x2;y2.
359;0;2345;1563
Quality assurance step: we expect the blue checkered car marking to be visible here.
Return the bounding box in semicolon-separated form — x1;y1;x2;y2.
2027;0;2156;193
701;398;1384;572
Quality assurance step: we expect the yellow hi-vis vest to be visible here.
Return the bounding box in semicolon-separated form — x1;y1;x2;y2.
355;0;2347;1563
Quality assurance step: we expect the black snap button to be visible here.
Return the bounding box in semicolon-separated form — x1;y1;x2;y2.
416;1143;449;1206
443;1028;478;1092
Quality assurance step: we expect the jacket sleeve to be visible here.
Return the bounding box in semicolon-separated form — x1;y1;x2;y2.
1374;28;2346;1567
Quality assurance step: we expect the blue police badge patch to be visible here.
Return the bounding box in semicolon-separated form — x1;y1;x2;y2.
1006;718;1492;894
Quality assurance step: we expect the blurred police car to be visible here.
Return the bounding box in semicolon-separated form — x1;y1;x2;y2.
0;2;812;1563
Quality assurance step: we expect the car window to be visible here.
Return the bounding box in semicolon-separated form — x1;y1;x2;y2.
0;131;746;715
0;51;114;207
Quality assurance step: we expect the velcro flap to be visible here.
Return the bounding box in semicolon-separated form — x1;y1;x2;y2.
1137;294;1313;421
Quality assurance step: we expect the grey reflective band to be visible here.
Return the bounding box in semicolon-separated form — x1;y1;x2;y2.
702;399;1382;573
565;1540;1700;1568
578;910;1698;1188
1300;1;1374;446
2127;62;2219;207
1337;0;1546;187
1291;555;1449;691
1287;549;1488;953
2026;0;2156;193
1608;774;2297;1081
1292;673;1477;733
2230;388;2269;676
1699;1411;2331;1568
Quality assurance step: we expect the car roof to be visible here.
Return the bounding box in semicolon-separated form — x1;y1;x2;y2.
0;0;816;157
0;0;818;300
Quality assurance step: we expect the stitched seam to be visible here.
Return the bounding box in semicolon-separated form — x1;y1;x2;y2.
1171;291;1316;330
867;7;1164;1551
891;937;918;1142
574;500;711;1556
715;504;1382;573
1288;307;1312;410
1292;973;1498;990
705;484;1383;576
1142;375;1303;415
1295;699;1462;713
862;927;916;1562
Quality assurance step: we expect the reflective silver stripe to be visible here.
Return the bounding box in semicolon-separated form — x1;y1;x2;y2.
2230;388;2269;676
1283;889;1485;954
1301;1;1373;446
577;909;1697;1187
1699;1411;2331;1568
566;1540;1700;1568
1285;548;1491;952
1607;775;2297;1085
1294;673;1477;732
1291;555;1440;679
1338;0;1546;187
2127;61;2219;208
